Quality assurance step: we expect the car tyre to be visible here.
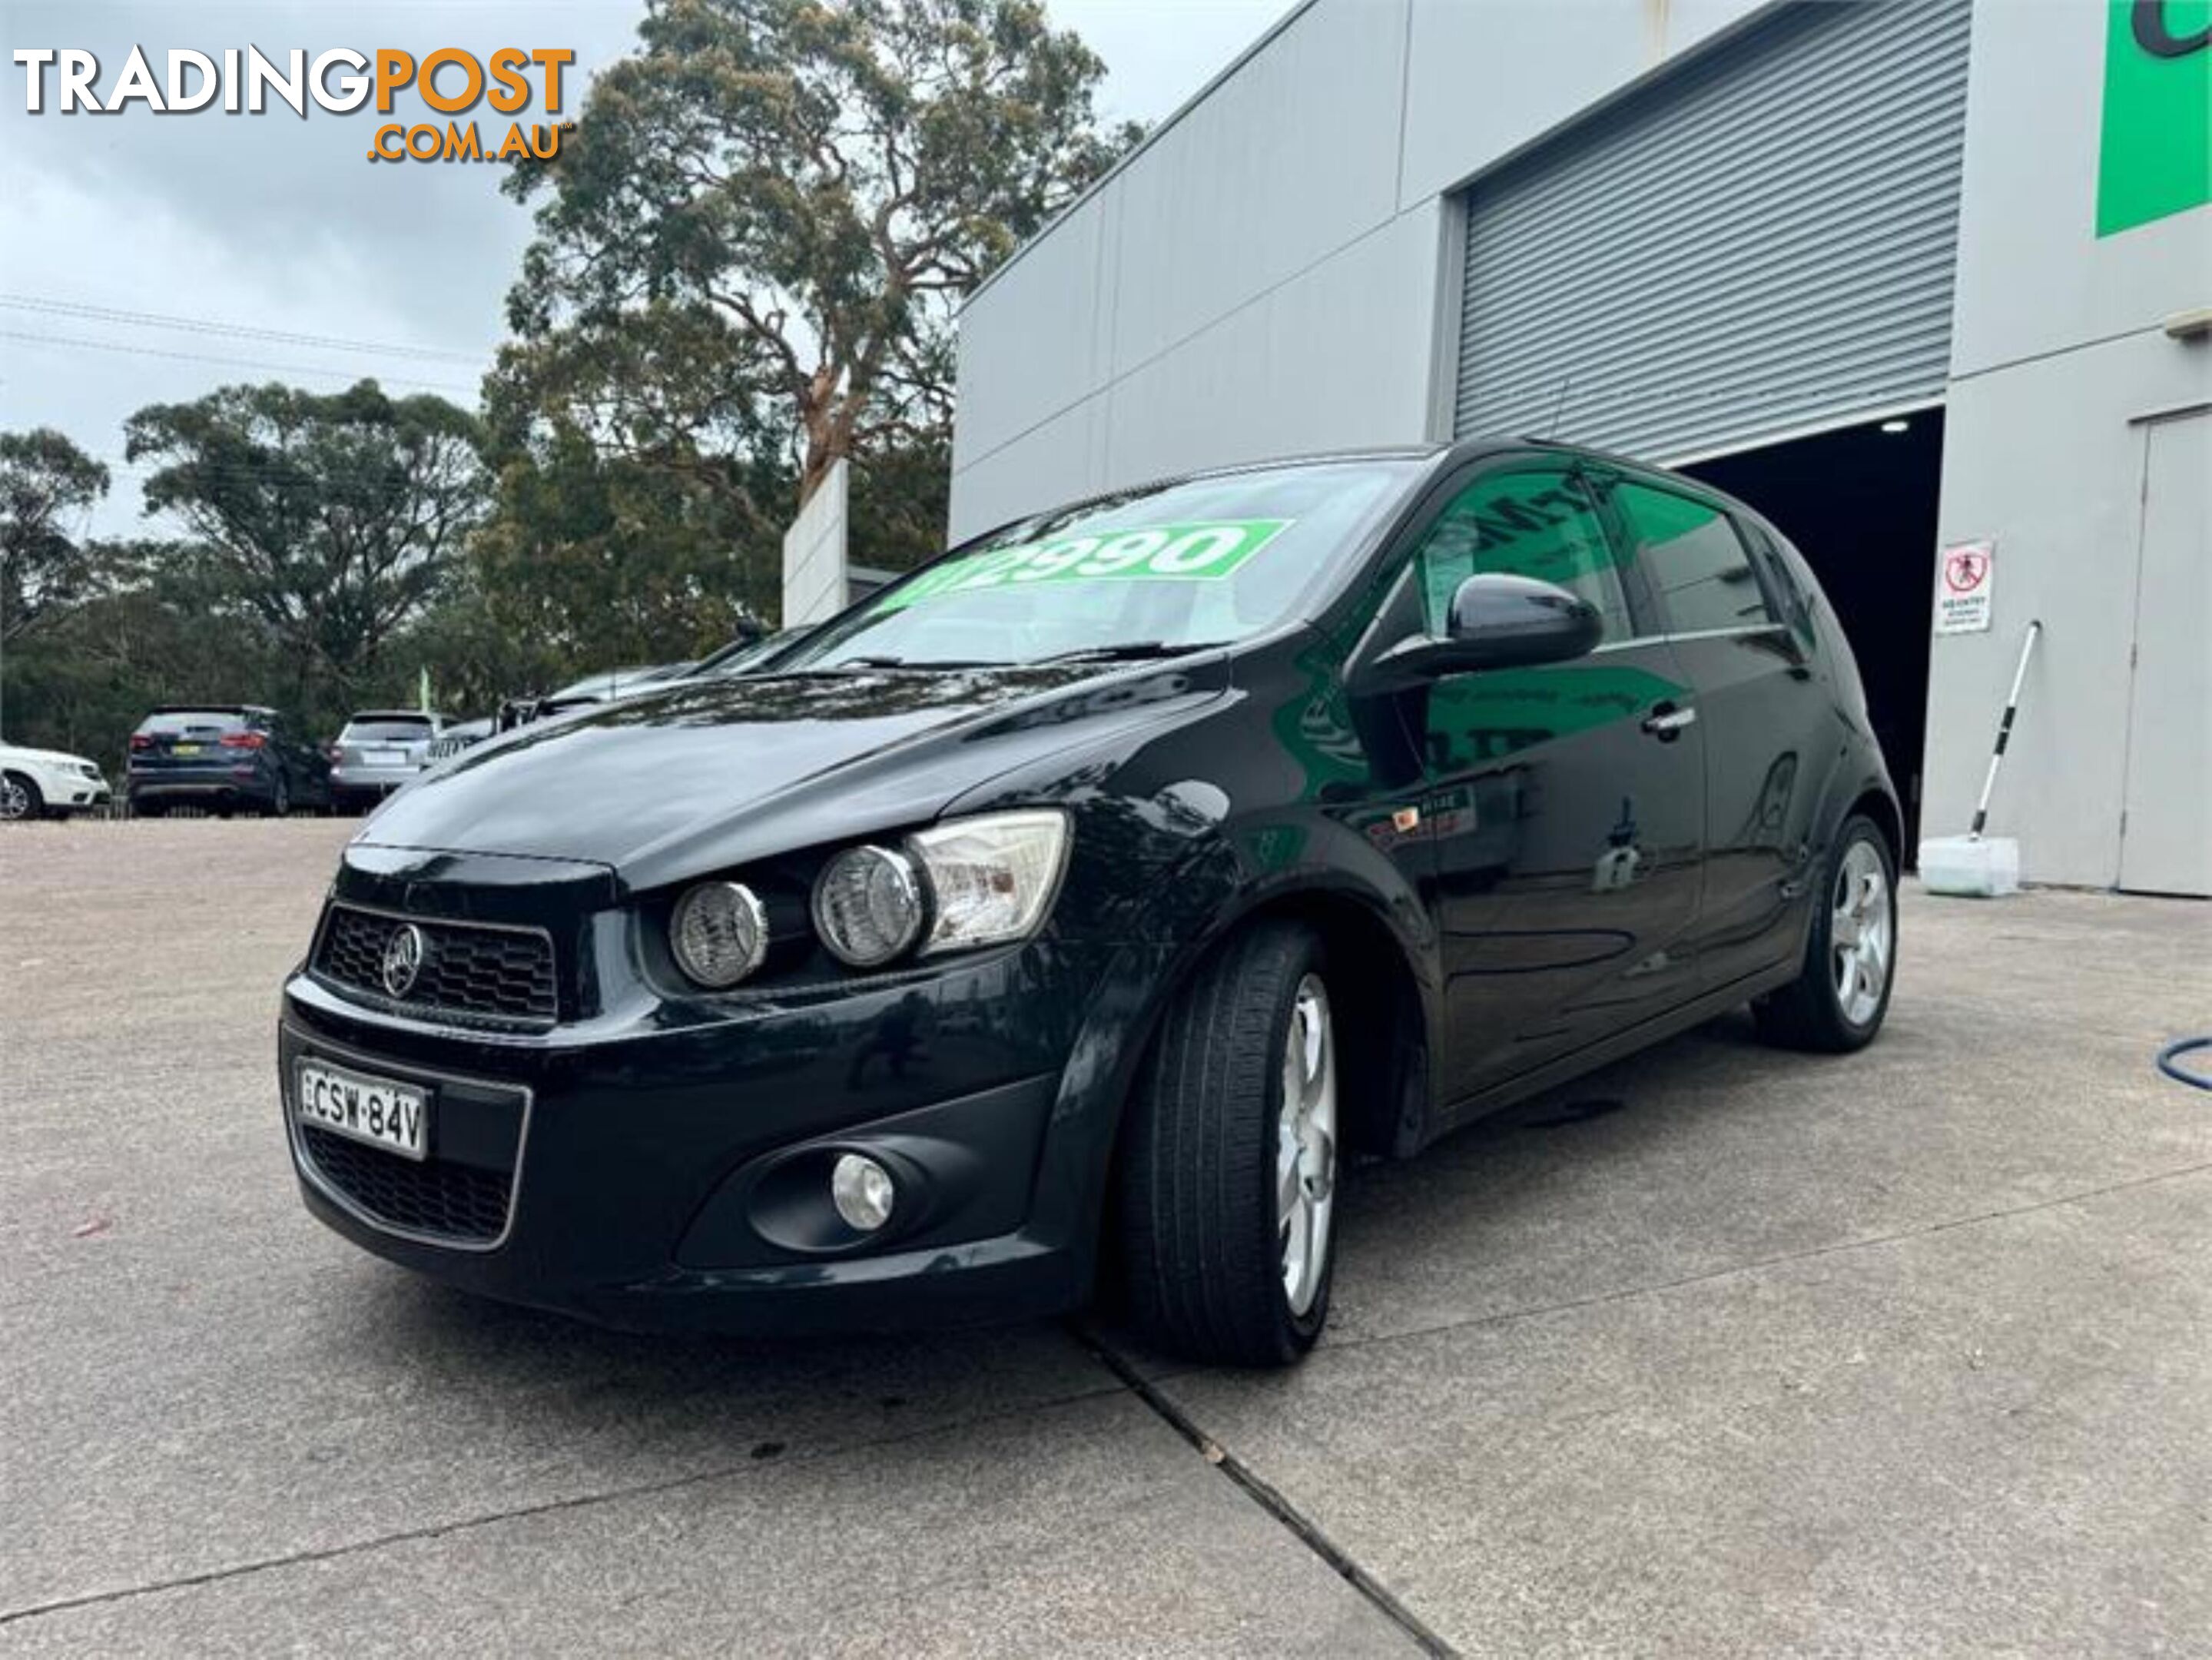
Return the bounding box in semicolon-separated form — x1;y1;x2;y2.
1754;814;1897;1053
1116;921;1339;1367
268;777;291;818
1;771;44;822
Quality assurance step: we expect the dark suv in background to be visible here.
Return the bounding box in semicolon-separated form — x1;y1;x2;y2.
128;706;330;818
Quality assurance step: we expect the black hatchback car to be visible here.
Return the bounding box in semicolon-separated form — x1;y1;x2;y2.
280;442;1900;1365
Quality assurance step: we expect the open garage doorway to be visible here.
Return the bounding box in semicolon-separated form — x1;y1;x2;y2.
1682;410;1944;852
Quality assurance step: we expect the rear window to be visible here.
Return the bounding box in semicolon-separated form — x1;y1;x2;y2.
341;717;434;742
138;711;249;735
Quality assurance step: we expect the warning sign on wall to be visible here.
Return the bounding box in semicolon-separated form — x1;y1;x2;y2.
1935;540;1995;635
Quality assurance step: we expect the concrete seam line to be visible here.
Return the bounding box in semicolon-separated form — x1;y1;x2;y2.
1314;1157;2212;1363
1075;1326;1459;1659
0;1378;1129;1629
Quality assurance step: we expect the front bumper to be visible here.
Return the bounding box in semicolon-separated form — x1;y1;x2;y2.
277;943;1099;1334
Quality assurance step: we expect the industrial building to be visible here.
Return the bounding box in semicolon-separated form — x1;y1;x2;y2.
947;0;2210;895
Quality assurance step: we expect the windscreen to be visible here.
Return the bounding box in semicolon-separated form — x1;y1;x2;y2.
545;669;652;702
780;459;1421;671
690;633;782;676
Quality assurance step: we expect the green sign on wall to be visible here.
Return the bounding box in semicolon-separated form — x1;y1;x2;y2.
2098;0;2212;236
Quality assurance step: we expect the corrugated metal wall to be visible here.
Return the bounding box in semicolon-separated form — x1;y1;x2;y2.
1454;0;1973;461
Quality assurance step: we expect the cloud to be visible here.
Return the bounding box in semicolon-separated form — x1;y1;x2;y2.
0;0;1285;536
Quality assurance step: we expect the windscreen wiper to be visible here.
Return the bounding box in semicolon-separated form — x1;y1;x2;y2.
823;654;1000;671
1032;640;1229;666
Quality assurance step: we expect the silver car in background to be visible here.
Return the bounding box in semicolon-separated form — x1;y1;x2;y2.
327;711;447;813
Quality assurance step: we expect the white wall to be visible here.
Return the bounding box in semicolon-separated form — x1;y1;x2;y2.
781;458;851;626
950;0;1768;540
1924;0;2212;888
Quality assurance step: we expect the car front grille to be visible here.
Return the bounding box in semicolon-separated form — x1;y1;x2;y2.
314;905;559;1025
298;1125;513;1243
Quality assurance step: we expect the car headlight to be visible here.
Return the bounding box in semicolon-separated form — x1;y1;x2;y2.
670;880;770;987
812;845;925;968
910;809;1070;957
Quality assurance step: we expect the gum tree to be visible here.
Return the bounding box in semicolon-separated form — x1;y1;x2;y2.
0;427;111;644
499;0;1140;513
124;381;487;705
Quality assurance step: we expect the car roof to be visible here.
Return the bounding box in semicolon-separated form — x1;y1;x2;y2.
941;436;1736;572
345;709;440;721
148;704;273;715
953;445;1451;554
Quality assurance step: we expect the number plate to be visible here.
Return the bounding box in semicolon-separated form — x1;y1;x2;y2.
172;742;201;756
365;747;407;765
295;1061;429;1160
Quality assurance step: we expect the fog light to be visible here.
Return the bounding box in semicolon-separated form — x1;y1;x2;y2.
830;1153;896;1232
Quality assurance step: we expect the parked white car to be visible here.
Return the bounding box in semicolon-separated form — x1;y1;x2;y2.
0;741;112;821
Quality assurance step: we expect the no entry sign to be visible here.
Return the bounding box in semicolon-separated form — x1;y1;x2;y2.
1936;540;1995;635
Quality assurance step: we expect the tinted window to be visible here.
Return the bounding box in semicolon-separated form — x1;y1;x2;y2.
1410;467;1633;642
784;459;1423;671
1616;482;1774;634
138;711;247;735
341;717;435;742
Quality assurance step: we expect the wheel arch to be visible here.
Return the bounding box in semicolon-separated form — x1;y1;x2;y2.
1203;886;1433;1162
1;767;45;819
1089;872;1438;1182
1846;785;1902;871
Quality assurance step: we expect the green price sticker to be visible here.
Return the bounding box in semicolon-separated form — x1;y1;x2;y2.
880;519;1293;613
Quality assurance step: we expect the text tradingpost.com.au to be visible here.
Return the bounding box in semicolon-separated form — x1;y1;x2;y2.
11;45;576;164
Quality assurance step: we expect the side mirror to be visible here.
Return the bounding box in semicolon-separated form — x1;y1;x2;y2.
1357;573;1603;692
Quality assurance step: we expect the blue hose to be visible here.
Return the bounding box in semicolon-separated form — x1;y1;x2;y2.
2157;1037;2212;1091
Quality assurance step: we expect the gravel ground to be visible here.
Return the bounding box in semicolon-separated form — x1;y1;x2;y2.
2;818;2206;1656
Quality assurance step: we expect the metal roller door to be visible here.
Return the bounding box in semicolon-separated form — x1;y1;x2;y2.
1453;0;1973;462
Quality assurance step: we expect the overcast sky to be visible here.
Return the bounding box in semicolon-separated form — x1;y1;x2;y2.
0;0;1287;537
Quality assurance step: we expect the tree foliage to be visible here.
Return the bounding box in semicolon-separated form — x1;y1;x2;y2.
503;0;1139;507
1;427;111;643
473;408;790;672
0;541;280;766
123;381;487;706
2;1;1139;759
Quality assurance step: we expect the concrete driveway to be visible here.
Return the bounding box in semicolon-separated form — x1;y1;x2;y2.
3;819;2205;1656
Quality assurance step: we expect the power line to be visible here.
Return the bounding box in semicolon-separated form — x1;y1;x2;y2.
0;329;482;398
0;295;491;367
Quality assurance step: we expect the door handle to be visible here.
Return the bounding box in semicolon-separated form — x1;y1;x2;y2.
1641;702;1697;741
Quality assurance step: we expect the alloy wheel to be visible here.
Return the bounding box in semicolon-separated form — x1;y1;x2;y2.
1276;973;1338;1316
0;776;27;820
1830;840;1892;1026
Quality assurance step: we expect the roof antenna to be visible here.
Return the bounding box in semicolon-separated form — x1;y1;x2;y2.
1546;376;1574;440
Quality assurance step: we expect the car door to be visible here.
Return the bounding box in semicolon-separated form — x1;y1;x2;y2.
1407;460;1706;1105
1602;473;1829;995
